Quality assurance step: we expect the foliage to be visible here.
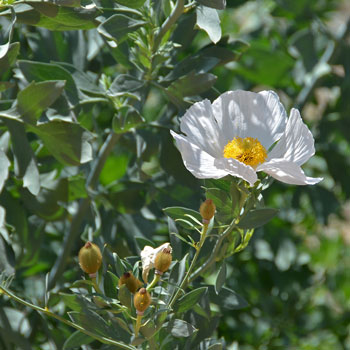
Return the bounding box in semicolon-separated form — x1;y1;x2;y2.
0;0;350;349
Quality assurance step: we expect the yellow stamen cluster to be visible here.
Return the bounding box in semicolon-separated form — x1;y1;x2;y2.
223;137;267;168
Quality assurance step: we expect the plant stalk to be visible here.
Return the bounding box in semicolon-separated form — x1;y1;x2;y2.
146;274;160;291
0;286;136;350
189;220;236;283
168;223;209;309
134;314;143;337
48;132;120;289
153;0;185;51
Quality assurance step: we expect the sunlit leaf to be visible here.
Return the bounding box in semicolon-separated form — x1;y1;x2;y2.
196;6;221;44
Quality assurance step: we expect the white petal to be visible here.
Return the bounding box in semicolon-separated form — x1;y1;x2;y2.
267;108;315;166
258;159;323;185
212;90;287;150
141;243;172;282
171;131;229;179
180;99;223;157
214;157;258;186
140;246;154;283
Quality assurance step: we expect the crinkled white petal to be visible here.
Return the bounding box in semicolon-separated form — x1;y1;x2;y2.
257;159;323;185
267;108;315;166
212;90;287;150
214;157;258;186
180;99;222;157
171;131;229;179
141;243;172;283
171;90;322;187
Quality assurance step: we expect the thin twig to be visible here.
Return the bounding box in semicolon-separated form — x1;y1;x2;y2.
188;220;236;283
48;132;120;289
153;0;185;52
0;286;137;350
168;223;209;309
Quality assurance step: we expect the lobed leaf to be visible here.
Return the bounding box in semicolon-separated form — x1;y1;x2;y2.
16;81;65;124
7;1;99;30
98;14;146;43
18;60;80;106
29;120;93;166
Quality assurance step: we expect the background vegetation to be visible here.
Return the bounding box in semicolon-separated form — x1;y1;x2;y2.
0;0;350;349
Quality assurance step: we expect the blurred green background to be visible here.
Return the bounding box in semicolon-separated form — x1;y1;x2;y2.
1;0;350;349
217;1;350;349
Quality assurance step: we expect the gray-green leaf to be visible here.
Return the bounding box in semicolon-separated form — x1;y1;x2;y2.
196;6;222;44
215;261;226;294
174;287;207;313
63;331;94;350
167;319;197;338
238;208;279;229
17;81;65;124
98;14;146;43
0;151;10;193
29;120;93;166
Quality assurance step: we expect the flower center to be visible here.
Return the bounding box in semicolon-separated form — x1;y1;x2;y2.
223;137;267;168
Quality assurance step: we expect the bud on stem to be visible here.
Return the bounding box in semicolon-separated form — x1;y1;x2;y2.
200;199;216;224
119;272;143;294
78;242;102;275
154;248;172;274
133;287;151;314
133;288;151;337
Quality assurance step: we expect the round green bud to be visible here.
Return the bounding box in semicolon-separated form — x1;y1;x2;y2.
134;288;151;314
199;199;216;222
78;242;102;275
154;248;172;274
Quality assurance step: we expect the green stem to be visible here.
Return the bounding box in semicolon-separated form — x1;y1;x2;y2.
91;276;102;294
189;220;236;283
146;274;160;291
48;132;120;289
86;133;121;190
134;314;142;337
0;286;136;350
168;224;209;309
153;0;185;51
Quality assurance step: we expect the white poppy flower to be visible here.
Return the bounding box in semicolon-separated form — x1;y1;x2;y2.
141;243;172;283
170;90;323;186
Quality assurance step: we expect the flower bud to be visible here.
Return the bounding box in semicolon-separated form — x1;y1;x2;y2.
133;288;151;314
118;271;143;294
78;241;102;275
154;248;172;274
199;199;216;223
